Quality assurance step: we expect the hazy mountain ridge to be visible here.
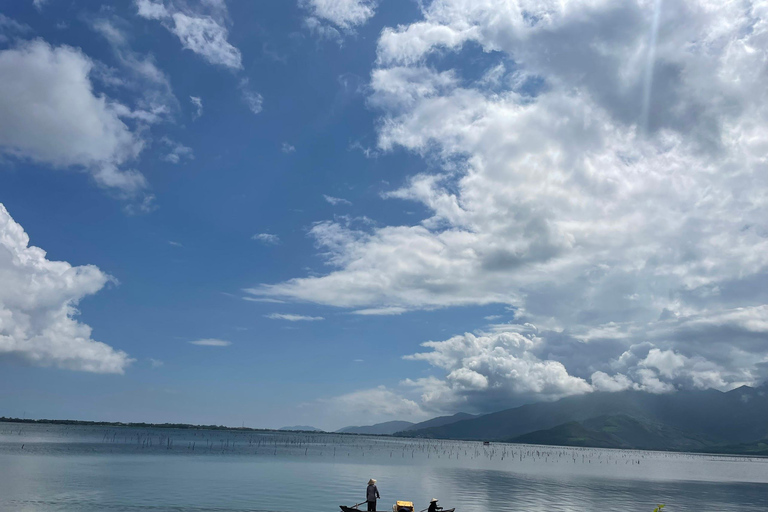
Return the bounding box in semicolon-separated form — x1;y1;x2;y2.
510;414;719;451
278;426;323;432
398;386;768;453
336;421;415;435
336;413;477;436
401;412;476;432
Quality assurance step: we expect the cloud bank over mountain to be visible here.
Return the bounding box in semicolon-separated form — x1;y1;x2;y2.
259;0;768;414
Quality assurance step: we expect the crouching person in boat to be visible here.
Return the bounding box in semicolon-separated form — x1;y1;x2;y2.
428;499;442;512
366;479;380;511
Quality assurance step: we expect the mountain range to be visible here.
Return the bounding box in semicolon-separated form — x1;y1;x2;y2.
336;413;475;435
395;385;768;454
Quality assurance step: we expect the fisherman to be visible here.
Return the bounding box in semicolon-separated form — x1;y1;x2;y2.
366;479;380;512
427;499;442;512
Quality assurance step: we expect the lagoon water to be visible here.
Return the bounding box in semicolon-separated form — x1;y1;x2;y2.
1;423;767;512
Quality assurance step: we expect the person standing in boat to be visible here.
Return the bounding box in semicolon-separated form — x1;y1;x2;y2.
366;479;380;511
427;499;442;512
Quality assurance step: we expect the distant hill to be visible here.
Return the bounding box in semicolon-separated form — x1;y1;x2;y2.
279;426;323;432
399;385;768;453
337;413;477;436
337;421;415;435
510;414;718;451
399;413;475;433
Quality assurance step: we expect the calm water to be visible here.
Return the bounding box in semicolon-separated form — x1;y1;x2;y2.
1;423;767;512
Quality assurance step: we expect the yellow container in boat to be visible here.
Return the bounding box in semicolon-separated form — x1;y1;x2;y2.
395;501;414;512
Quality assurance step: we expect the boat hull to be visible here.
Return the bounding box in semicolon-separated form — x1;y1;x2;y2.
341;507;455;512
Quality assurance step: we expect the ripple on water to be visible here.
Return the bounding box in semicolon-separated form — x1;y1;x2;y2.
1;423;768;512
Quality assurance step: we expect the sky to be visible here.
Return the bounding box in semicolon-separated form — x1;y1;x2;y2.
1;0;768;432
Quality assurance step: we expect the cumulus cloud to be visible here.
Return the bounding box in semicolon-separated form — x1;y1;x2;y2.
265;313;324;322
0;40;147;193
135;0;242;69
0;204;132;374
404;330;593;412
301;0;378;33
254;0;768;406
189;338;231;346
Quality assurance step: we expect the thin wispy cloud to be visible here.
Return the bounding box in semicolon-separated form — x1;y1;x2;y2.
242;297;285;304
252;233;280;245
189;338;232;346
190;95;203;119
324;195;352;206
239;78;263;115
160;137;193;164
352;307;407;316
265;313;324;322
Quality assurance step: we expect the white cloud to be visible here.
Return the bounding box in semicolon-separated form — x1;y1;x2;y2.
301;0;378;31
190;96;203;119
255;0;768;406
0;14;31;38
135;0;242;69
0;204;132;374
91;18;176;125
189;338;231;346
281;142;296;153
171;12;241;69
404;330;593;411
239;78;263;114
252;233;280;245
160;137;193;164
352;306;407;316
32;0;48;12
265;313;324;322
149;358;164;368
135;0;169;19
317;386;428;427
590;372;638;393
323;195;352;206
0;40;147;193
242;297;284;304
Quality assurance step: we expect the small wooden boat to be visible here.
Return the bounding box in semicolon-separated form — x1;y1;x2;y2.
341;506;455;512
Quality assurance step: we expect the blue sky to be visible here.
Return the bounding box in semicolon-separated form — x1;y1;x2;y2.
2;0;768;431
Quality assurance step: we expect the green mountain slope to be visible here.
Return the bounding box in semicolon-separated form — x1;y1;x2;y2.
400;386;768;452
510;415;718;451
336;421;415;435
400;413;476;432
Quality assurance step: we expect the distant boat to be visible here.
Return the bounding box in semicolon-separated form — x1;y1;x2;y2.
483;441;490;446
